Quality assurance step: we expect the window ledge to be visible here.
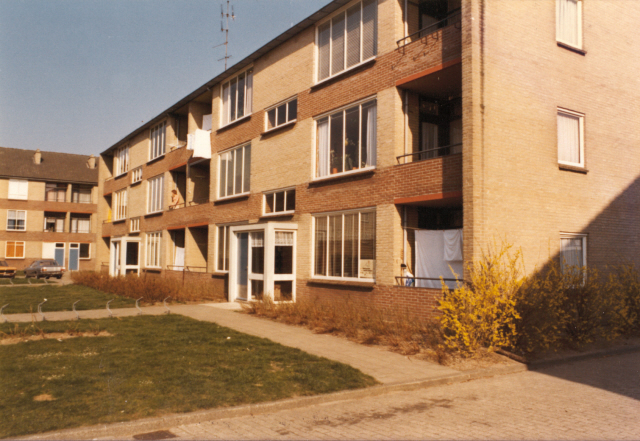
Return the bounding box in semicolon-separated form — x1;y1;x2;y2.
559;163;588;174
144;211;164;218
114;172;128;180
112;219;126;223
311;167;375;184
307;278;375;288
261;211;295;218
211;271;229;277
147;154;165;165
262;120;296;136
312;57;376;89
217;114;252;132
131;180;142;186
557;41;586;55
215;193;250;203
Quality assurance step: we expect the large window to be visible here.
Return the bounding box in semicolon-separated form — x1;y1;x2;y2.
317;0;377;82
8;179;28;200
221;69;253;126
113;189;127;221
266;98;297;131
217;225;231;272
45;183;66;202
7;210;26;231
314;209;376;280
44;213;65;232
557;108;584;167
316;99;376;178
557;0;582;49
71;185;92;203
145;231;162;268
5;241;25;259
264;188;295;215
114;145;129;176
150;121;166;161
79;243;91;259
147;175;164;214
70;215;91;233
218;144;251;198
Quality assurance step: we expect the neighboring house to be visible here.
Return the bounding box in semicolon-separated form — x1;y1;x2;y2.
96;0;640;317
0;147;99;271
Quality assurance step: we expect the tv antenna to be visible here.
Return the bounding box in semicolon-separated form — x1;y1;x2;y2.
214;0;235;70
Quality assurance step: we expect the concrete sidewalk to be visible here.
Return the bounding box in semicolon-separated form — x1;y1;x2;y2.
4;302;457;385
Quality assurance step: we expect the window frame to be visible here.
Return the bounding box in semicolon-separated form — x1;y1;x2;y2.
263;187;296;216
149;121;167;161
147;174;165;214
217;143;251;200
8;179;28;200
557;107;585;168
556;0;583;50
216;224;231;273
114;145;130;177
43;213;65;233
70;215;91;234
312;208;376;282
130;217;141;233
5;241;25;259
220;68;254;128
79;243;91;260
314;97;377;180
145;231;162;268
131;166;143;184
113;188;128;221
6;210;27;232
71;184;92;204
264;97;298;133
45;182;67;202
315;0;378;84
560;232;587;277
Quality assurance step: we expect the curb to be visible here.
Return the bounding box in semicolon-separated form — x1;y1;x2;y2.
527;342;640;370
19;364;527;441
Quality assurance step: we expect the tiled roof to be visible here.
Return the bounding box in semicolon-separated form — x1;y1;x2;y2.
0;147;98;184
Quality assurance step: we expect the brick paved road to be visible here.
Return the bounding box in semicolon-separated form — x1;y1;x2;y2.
166;352;640;440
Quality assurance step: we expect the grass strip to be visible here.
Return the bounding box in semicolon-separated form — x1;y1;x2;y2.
0;315;376;438
0;285;135;314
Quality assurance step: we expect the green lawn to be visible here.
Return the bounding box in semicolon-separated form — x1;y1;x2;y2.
0;278;47;285
0;315;376;438
0;284;136;314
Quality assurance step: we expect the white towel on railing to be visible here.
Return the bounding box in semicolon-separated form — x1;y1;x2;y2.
186;134;195;151
444;229;463;261
193;129;212;159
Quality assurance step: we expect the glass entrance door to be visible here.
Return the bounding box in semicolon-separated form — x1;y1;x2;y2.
237;233;248;299
249;232;265;300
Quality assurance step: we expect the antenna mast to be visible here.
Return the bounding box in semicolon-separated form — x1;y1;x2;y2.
215;0;235;70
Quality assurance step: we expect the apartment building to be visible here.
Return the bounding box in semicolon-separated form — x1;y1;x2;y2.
0;147;99;271
97;0;640;316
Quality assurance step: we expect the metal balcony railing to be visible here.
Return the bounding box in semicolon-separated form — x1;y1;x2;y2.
395;276;464;287
396;143;462;164
397;10;462;48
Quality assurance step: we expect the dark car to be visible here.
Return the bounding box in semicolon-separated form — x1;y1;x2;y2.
0;260;17;278
24;260;64;279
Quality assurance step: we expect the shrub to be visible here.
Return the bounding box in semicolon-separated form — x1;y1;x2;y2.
70;271;225;303
437;243;522;355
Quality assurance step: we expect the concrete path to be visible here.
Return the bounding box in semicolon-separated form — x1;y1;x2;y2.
3;302;458;385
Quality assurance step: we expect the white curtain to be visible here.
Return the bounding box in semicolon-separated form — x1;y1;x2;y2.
422;123;438;151
558;112;580;164
366;104;377;167
275;231;294;246
222;83;230;125
193;129;212;159
317;119;329;177
415;230;463;289
186;133;195;151
202;114;212;132
174;246;185;270
561;237;583;268
557;0;579;47
444;229;463;261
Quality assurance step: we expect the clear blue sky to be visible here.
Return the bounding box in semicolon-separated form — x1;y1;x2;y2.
0;0;330;155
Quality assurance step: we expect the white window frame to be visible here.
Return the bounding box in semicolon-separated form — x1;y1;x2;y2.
8;179;28;200
315;0;378;84
216;225;230;272
79;243;91;260
45;182;67;202
113;189;128;221
71;185;92;204
149;121;167;161
114;145;130;176
131;167;143;184
43;214;65;233
312;208;376;282
145;231;162;268
6;210;27;231
560;232;587;276
217;144;251;200
5;241;25;259
130;217;141;233
264;97;298;132
557;108;585;168
314;97;377;179
220;68;253;128
70;216;91;234
147;174;165;214
263;187;296;216
556;0;582;50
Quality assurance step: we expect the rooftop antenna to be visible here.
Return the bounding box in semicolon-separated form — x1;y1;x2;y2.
214;0;235;70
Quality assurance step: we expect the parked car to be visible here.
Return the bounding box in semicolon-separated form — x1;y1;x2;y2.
0;260;17;278
24;260;65;279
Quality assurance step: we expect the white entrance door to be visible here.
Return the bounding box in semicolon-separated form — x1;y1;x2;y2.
236;232;249;299
248;232;265;300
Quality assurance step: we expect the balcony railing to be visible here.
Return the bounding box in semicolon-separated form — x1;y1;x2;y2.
395;276;464;287
397;10;462;48
396;143;462;164
168;199;209;211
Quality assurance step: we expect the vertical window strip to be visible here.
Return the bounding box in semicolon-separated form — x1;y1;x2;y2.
219;145;250;198
221;69;253;126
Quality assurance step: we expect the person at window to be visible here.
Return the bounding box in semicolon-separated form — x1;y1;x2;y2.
170;189;180;210
401;263;415;287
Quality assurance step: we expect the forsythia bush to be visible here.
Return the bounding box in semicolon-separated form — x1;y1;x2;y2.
438;244;522;354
